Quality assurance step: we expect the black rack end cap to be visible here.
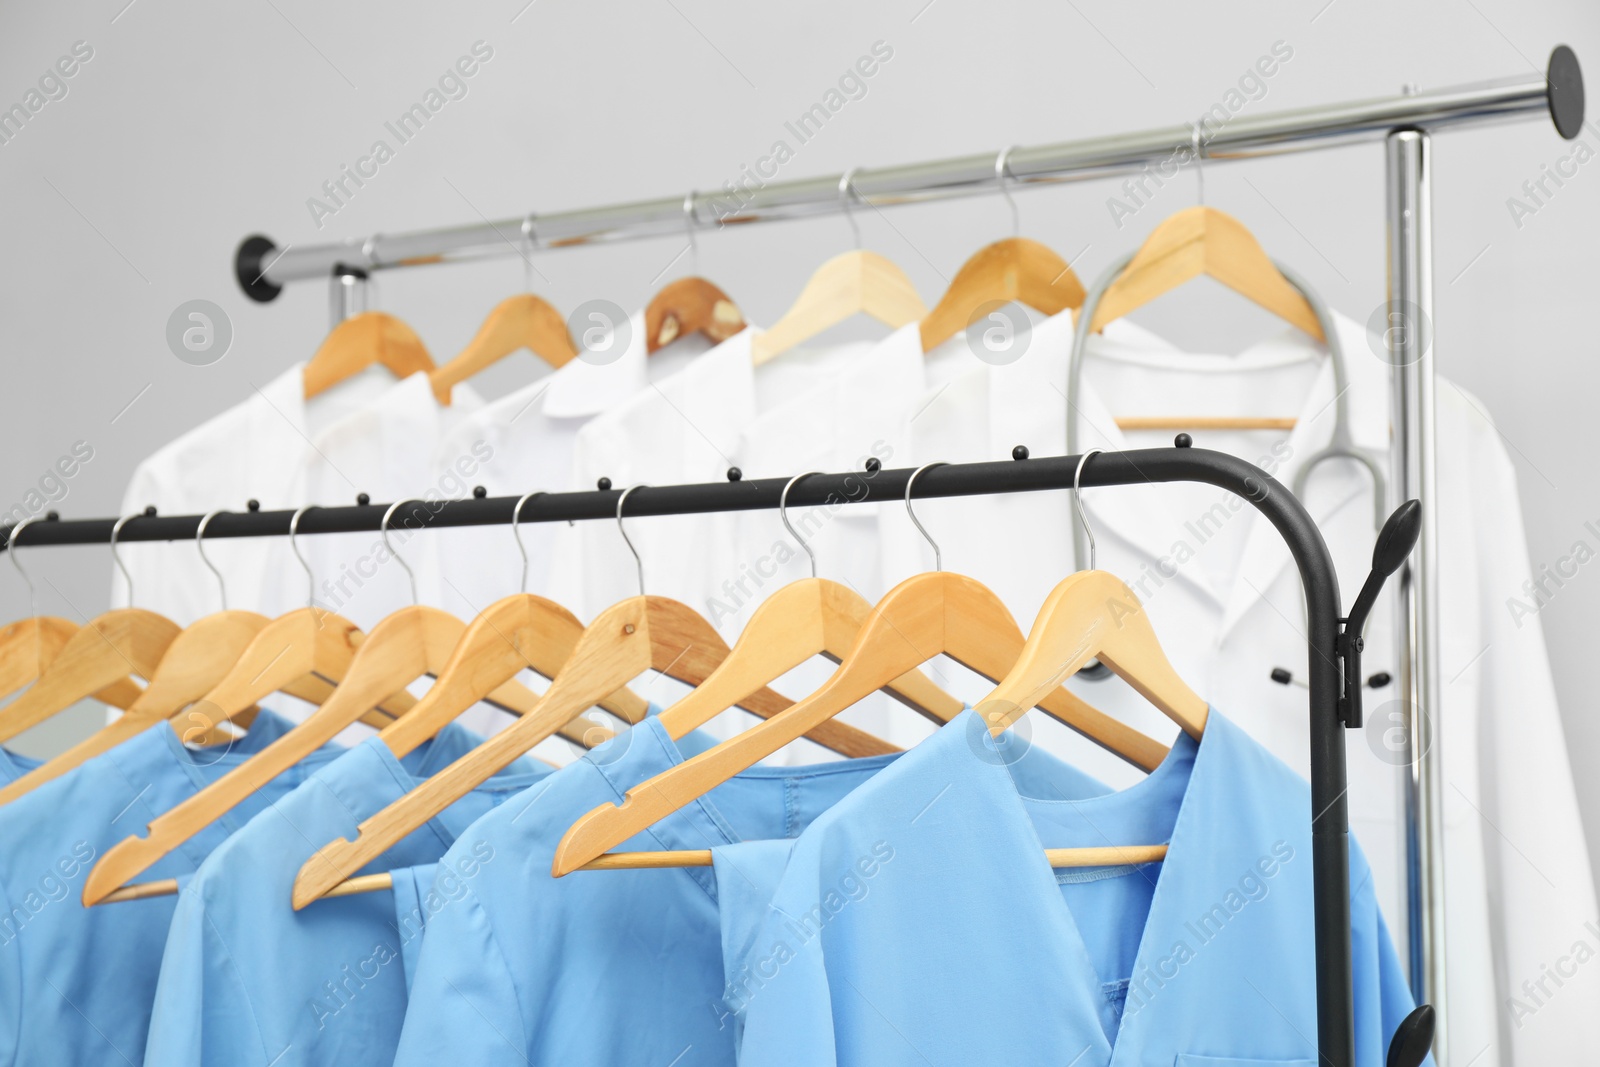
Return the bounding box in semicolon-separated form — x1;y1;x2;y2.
1011;445;1029;461
726;467;742;482
1386;1004;1435;1067
1373;499;1422;579
1270;667;1292;686
472;485;488;499
1548;45;1585;141
1174;433;1193;449
356;493;371;506
597;477;613;491
235;235;283;303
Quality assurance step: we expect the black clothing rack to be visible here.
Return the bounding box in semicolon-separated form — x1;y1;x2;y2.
0;445;1425;1067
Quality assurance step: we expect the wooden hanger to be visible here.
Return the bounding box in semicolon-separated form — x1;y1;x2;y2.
1090;206;1323;341
920;152;1086;351
0;608;178;744
750;168;925;366
0;616;143;711
429;294;578;404
553;570;1169;874
0;518;146;715
751;250;925;365
0;610;331;805
643;194;748;354
85;495;636;904
304;311;435;401
83;601;619;905
1087;205;1323;431
0;513;189;744
287;487;894;905
919;238;1085;352
645;278;746;353
291;586;897;906
551;466;1171;875
655;474;964;739
979;568;1206;737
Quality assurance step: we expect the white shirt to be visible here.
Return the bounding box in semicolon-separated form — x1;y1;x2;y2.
111;363;395;622
251;371;484;628
886;309;1597;1065
427;310;711;623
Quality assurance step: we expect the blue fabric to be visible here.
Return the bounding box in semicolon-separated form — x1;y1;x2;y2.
0;749;41;785
392;716;1108;1066
143;722;550;1067
0;708;338;1066
389;864;434;995
713;708;1422;1067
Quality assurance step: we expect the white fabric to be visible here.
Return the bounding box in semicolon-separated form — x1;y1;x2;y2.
428;310;710;624
251;371;483;628
880;309;1597;1066
111;363;394;623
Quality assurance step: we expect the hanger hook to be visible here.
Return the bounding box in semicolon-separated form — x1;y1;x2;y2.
520;213;537;293
288;505;318;608
195;509;229;610
838;168;862;249
109;512;140;607
6;515;43;618
616;485;647;597
1190;123;1205;206
779;472;824;579
995;145;1020;237
904;463;947;572
683;190;700;275
1073;449;1105;571
510;490;545;594
380;499;420;605
361;233;381;269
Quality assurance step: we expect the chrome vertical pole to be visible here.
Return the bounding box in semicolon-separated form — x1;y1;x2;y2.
1386;128;1447;1064
328;265;369;327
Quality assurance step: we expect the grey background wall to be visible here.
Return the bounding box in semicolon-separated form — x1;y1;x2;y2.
0;0;1594;887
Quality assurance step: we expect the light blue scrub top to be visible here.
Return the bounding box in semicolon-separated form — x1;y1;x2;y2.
713;708;1423;1067
0;749;41;786
0;709;340;1067
393;716;1109;1066
143;723;551;1067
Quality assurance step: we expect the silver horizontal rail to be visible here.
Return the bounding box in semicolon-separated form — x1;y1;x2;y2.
236;47;1582;299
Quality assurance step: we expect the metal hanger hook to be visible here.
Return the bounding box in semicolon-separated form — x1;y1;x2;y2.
361;232;381;269
616;485;647;596
195;509;229;611
1073;449;1105;571
511;490;545;594
904;463;948;572
288;505;318;608
6;515;44;617
779;472;824;579
838;168;863;249
995;145;1021;237
1190;122;1205;206
520;214;537;292
110;513;139;607
683;190;700;274
380;499;420;605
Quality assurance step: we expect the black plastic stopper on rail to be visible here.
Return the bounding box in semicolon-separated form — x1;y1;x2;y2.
235;235;282;303
1548;45;1585;140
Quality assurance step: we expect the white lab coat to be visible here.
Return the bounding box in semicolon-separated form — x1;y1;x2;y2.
110;363;394;623
880;309;1597;1065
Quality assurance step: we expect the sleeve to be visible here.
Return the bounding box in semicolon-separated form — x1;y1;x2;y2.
144;886;268;1066
1458;389;1600;1062
392;874;527;1065
0;876;23;1067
